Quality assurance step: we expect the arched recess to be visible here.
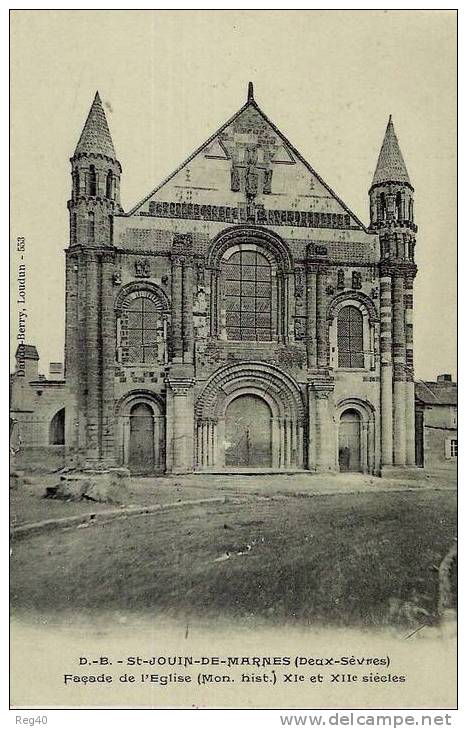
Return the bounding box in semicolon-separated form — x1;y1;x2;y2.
115;389;166;473
207;226;294;342
327;292;379;371
335;398;376;474
195;361;306;470
115;282;170;366
49;408;65;445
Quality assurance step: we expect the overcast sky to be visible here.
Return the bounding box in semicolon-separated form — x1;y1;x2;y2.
10;10;456;380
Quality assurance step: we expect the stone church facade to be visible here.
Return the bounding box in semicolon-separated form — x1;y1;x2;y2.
52;84;418;474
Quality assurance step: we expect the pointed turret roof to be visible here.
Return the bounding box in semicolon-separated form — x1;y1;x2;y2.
372;116;411;187
74;91;116;158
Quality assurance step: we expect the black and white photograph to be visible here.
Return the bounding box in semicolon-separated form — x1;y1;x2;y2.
9;9;457;712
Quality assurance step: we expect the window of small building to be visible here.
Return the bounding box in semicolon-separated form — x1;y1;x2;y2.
224;250;272;341
450;439;457;458
337;305;364;368
49;408;65;445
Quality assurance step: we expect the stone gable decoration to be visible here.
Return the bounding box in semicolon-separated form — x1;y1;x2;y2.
13;85;419;478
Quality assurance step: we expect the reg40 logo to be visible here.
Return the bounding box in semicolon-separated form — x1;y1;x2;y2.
15;718;48;726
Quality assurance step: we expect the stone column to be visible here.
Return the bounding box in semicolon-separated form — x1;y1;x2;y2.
305;263;317;368
392;271;406;465
84;251;100;466
405;269;416;465
171;255;183;362
210;269;220;337
166;374;195;474
316;265;329;368
64;251;79;461
379;270;393;466
100;251;116;465
308;378;335;471
286;270;295;340
182;256;194;364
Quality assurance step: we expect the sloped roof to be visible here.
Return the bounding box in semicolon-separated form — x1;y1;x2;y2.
74;91;116;158
15;344;39;360
372;115;411;187
415;380;457;406
128;86;367;230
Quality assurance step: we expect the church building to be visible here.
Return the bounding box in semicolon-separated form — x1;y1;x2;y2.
14;84;419;475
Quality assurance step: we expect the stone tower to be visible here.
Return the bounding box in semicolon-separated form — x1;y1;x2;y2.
65;92;121;468
369;116;417;468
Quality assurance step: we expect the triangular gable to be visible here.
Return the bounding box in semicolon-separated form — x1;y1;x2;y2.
127;98;367;231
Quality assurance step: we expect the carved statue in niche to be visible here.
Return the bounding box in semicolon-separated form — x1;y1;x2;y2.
337;269;345;290
231;166;240;192
135;259;151;278
263;168;272;194
194;314;208;340
294;318;305;341
245;162;258;197
194;288;207;315
294;267;304;299
196;261;205;288
352;271;362;290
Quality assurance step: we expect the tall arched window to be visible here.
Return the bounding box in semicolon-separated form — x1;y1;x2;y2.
125;295;159;364
72;170;80;198
396;191;403;220
224;250;272;341
408;198;414;222
88;165;97;196
337;306;364;368
379;192;387;220
49;408;65;445
106;170;114;199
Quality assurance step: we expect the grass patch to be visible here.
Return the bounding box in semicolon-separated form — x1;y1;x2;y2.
10;490;456;628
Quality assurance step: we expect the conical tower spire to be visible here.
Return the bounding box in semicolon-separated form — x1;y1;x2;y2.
372;115;411;187
74;91;116;159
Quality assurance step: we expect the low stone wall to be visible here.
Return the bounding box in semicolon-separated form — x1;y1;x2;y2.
15;446;66;473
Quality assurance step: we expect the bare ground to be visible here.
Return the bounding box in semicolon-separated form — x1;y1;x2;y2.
10;480;456;629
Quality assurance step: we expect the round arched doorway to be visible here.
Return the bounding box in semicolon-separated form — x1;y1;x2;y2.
129;402;155;474
338;409;362;472
224;394;272;467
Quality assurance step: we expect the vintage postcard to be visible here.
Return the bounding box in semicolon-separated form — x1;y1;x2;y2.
9;9;457;711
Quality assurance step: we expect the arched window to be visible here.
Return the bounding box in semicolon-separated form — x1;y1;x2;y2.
106;170;114;199
49;408;65;445
379;192;387;220
408;198;414;222
396;191;403;220
224;249;272;341
88;165;97;196
72;213;77;245
124;295;159;364
72;170;80;197
87;211;95;243
337;306;364;368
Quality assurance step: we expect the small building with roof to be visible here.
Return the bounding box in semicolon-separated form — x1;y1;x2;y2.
415;375;457;471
